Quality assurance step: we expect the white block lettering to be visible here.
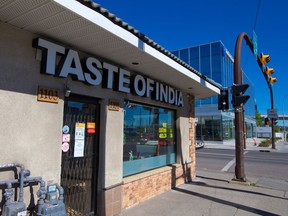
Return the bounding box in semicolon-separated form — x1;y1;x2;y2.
58;49;85;81
84;57;102;85
146;78;154;98
134;75;146;96
103;62;118;89
36;38;65;75
119;69;131;93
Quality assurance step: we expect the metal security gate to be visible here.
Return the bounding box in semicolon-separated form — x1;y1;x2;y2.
61;95;99;216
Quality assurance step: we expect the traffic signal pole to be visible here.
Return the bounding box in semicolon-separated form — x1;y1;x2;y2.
233;32;277;181
233;32;253;181
256;56;276;149
269;85;276;149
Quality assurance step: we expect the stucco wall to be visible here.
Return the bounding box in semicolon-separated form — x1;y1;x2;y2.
0;21;197;214
0;22;63;183
103;99;124;188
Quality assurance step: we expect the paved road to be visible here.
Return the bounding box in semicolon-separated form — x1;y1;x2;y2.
196;148;288;190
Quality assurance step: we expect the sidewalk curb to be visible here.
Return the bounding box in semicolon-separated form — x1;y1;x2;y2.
229;178;251;186
203;139;288;153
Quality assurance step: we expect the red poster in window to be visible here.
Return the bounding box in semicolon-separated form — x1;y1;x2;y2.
87;128;96;134
87;122;96;134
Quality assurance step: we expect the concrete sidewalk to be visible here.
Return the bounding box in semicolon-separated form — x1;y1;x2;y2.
121;170;288;216
204;138;288;153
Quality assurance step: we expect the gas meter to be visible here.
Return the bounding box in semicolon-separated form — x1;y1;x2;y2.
46;184;58;205
40;184;67;216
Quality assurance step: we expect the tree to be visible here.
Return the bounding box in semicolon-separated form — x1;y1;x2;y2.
255;110;262;127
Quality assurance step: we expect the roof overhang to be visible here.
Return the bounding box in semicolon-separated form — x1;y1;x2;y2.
0;0;220;99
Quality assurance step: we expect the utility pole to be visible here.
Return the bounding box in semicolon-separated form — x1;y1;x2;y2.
233;32;253;181
233;31;277;181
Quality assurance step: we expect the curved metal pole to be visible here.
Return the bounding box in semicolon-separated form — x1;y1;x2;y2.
234;33;246;181
234;32;253;181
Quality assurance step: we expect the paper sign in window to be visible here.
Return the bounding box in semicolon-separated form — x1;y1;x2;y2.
75;123;85;140
74;140;84;157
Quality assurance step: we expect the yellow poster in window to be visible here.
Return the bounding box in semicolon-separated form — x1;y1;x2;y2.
170;129;173;138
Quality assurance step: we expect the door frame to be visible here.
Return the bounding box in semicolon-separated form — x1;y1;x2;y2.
61;93;101;215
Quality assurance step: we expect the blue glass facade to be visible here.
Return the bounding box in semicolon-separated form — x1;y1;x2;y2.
172;41;256;141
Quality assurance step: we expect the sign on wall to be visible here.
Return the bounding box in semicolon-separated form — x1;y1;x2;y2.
33;38;184;107
37;86;59;103
108;99;120;111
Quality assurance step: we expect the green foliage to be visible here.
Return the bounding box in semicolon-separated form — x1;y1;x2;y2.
258;137;280;147
258;138;271;147
274;125;280;132
255;110;262;127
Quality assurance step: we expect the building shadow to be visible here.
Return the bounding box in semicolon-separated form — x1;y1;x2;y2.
193;175;287;201
196;175;230;183
173;186;280;216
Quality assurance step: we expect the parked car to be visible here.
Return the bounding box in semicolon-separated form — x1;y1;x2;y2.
195;136;205;149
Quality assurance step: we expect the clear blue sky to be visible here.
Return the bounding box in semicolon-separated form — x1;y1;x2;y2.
92;0;288;118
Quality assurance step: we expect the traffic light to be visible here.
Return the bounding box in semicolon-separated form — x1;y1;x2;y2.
218;88;229;111
265;67;274;77
259;53;270;65
269;77;277;85
264;117;270;126
231;84;250;108
258;53;276;86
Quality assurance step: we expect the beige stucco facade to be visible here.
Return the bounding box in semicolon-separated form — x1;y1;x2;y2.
0;21;202;215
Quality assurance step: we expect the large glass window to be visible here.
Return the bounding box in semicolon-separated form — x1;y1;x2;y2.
211;55;221;83
196;116;223;141
123;102;176;176
222;115;234;140
200;44;211;78
200;44;210;58
180;49;189;65
211;42;221;55
189;47;200;71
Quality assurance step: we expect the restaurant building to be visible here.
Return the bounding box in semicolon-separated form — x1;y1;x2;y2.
0;0;220;215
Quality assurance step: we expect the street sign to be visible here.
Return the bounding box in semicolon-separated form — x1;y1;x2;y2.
268;109;278;119
253;31;258;57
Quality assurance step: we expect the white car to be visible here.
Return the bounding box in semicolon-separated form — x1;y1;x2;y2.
195;139;205;149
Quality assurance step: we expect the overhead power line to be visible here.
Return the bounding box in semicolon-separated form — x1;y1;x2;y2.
253;0;261;30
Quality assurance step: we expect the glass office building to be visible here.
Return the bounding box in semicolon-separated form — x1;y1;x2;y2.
172;41;256;141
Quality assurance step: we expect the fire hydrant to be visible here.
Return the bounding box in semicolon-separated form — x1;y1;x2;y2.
253;138;257;146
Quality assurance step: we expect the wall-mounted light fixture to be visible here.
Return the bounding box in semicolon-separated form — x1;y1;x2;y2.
65;85;71;97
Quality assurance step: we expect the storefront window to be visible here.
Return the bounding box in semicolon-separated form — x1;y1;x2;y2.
123;102;176;176
196;116;223;141
213;116;222;141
